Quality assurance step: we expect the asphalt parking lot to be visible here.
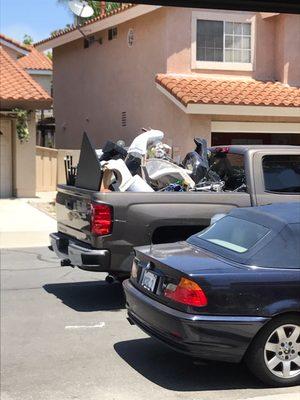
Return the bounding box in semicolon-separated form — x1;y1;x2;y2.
1;246;299;400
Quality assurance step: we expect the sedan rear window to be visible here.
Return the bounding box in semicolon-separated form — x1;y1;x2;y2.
197;216;269;253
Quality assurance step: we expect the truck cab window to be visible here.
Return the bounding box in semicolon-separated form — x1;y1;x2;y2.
209;152;246;191
263;155;300;193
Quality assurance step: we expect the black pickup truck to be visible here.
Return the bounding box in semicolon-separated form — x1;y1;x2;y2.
50;145;300;281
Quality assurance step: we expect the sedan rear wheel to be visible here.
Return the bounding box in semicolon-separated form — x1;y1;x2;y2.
246;315;300;387
264;324;300;379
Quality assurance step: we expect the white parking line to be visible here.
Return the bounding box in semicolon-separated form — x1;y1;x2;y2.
65;322;105;330
241;394;300;400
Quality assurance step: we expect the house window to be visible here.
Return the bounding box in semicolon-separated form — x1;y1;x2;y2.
192;12;254;71
108;27;118;41
197;21;251;63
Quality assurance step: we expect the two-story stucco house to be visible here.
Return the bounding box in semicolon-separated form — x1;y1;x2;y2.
36;4;300;156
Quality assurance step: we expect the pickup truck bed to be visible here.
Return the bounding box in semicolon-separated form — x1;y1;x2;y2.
50;145;300;279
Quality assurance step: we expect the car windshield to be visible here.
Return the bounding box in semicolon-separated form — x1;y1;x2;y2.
196;216;270;253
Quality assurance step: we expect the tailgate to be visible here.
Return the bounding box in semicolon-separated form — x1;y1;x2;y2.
56;185;95;244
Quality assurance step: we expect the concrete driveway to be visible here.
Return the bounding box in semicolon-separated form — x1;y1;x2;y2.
1;246;299;400
0;199;56;248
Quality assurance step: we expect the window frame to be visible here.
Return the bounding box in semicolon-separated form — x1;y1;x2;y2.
191;11;256;71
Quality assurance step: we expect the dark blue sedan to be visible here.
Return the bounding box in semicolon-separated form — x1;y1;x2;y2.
123;203;300;387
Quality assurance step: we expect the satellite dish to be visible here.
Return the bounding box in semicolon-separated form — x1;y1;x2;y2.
68;0;94;18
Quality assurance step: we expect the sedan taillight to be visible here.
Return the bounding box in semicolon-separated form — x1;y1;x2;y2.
91;203;112;236
164;277;208;307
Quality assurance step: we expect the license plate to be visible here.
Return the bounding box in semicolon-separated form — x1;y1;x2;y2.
141;270;157;292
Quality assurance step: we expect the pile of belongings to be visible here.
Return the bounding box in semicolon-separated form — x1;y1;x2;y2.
93;129;225;193
72;129;229;192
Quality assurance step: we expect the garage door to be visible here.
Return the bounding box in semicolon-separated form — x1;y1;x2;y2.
0;119;13;198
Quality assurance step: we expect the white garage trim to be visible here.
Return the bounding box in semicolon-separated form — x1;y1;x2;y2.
211;121;300;133
187;103;300;117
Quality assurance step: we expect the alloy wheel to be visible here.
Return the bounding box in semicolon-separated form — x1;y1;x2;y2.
264;324;300;379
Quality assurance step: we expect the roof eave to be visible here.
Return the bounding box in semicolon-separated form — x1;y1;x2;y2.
35;4;162;51
0;37;30;55
156;83;300;117
0;98;52;110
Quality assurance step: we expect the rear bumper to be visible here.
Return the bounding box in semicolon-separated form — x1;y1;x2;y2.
50;232;110;272
123;279;269;363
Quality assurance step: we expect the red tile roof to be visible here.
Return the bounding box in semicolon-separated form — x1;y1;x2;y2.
35;3;135;47
18;46;52;71
0;33;52;71
156;74;300;107
0;33;29;52
0;47;52;108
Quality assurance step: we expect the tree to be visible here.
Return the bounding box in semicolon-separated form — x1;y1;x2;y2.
51;1;121;36
86;1;121;15
105;2;121;13
46;51;53;60
23;34;33;45
50;24;72;38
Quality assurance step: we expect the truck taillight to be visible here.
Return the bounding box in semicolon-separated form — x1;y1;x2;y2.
91;203;113;236
164;277;207;307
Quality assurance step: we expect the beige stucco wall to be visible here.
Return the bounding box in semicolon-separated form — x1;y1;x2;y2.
12;112;36;197
253;14;276;81
165;8;300;84
166;7;300;88
275;14;300;86
52;8;300;156
53;8;211;156
165;7;251;78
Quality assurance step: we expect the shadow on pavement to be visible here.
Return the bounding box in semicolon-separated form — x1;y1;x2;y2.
43;280;125;312
114;338;263;391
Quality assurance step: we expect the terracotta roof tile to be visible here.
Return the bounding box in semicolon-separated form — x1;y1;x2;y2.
0;47;52;105
35;3;135;47
156;74;300;108
18;46;52;70
0;33;29;52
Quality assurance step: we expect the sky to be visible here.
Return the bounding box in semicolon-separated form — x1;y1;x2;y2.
0;0;74;43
